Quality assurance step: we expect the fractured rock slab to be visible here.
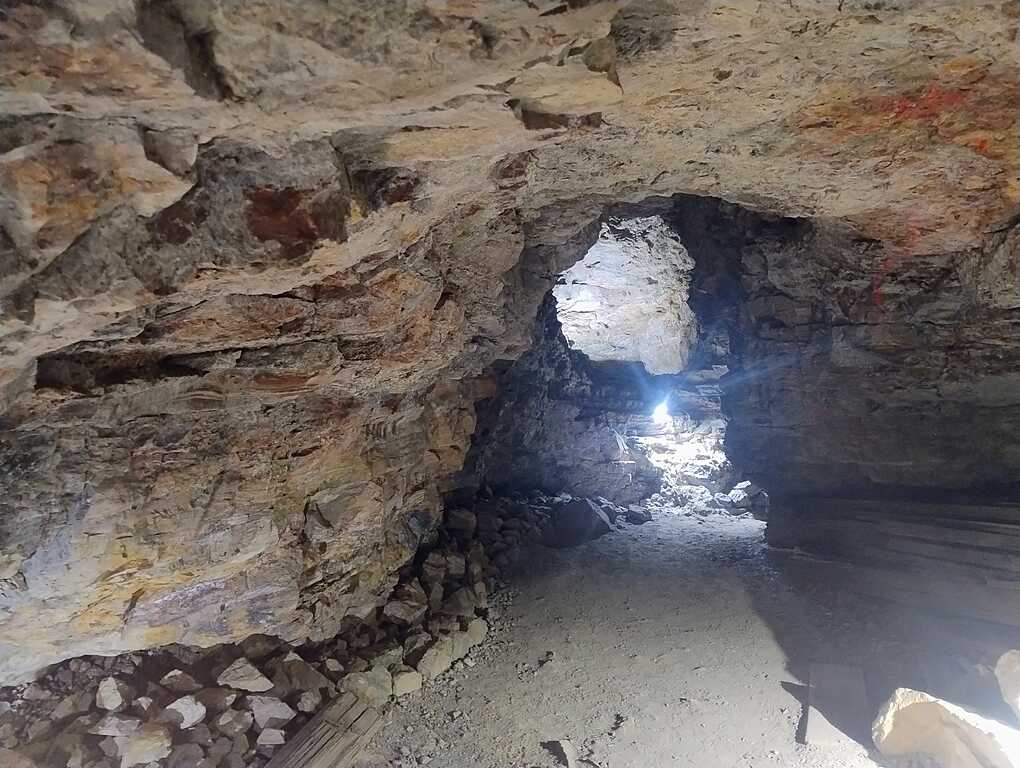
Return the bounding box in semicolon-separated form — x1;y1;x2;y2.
113;724;173;768
245;696;296;730
217;659;273;693
873;687;1020;768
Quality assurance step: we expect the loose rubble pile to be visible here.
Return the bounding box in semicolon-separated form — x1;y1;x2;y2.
0;493;644;768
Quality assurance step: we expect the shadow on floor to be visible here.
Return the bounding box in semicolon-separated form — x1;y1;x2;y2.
743;537;1020;760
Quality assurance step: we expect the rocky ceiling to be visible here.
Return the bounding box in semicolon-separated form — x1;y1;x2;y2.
553;216;697;374
0;0;1018;683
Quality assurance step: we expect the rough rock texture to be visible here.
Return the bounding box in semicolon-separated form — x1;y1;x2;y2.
553;216;696;374
872;688;1020;768
996;651;1020;722
462;295;665;504
1;0;1019;681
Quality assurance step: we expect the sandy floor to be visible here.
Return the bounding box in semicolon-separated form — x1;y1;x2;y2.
357;513;906;768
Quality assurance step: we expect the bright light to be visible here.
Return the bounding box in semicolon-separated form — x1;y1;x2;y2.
652;400;671;425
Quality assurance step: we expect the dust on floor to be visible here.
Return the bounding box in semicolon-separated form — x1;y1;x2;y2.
356;512;889;768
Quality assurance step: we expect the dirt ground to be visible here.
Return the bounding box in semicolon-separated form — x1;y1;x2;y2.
357;512;1013;768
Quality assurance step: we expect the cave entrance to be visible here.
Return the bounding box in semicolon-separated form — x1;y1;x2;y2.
470;211;768;519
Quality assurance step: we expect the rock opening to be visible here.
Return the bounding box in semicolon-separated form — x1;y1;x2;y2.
3;2;1020;767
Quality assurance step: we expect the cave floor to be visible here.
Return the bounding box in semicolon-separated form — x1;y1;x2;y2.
358;512;906;768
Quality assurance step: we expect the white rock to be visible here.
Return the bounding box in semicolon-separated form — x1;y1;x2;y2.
96;678;129;711
324;658;343;674
163;696;206;729
113;724;172;768
90;714;142;737
245;696;296;730
296;689;321;713
217;659;273;692
995;650;1020;721
256;728;286;748
873;687;1020;768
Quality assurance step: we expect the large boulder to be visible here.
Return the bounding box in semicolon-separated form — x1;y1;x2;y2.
543;499;612;549
873;688;1020;768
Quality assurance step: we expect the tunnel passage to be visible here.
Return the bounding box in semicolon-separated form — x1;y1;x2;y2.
459;211;756;518
458;195;1020;631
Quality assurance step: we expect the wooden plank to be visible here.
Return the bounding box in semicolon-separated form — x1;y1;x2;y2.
804;664;869;747
265;694;386;768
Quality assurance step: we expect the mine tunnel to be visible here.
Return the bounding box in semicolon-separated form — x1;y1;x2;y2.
2;2;1020;768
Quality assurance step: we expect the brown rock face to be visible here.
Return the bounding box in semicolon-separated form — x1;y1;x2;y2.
1;0;1019;682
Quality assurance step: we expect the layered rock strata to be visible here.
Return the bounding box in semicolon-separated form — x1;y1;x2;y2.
1;0;1019;680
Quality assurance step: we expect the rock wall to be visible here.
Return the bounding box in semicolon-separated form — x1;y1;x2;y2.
461;295;666;505
1;0;1019;681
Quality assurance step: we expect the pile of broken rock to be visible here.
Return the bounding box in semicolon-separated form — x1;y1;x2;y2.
0;492;640;768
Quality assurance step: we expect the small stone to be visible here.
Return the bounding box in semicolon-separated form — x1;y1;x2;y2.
90;714;142;737
245;696;296;730
296;690;321;714
188;723;213;746
444;553;466;581
445;508;477;536
193;688;238;713
996;650;1020;721
238;636;284;662
543;499;612;549
23;684;52;701
166;743;204;768
255;728;285;755
131;697;155;717
449;631;473;661
161;696;206;729
269;655;331;699
383;598;427;627
212;710;253;738
466;618;488;648
440;588;477;619
26;718;53;742
113;724;172;768
217;660;273;693
207;738;232;762
342;668;392;707
416;637;454;681
96;678;131;712
229;734;249;757
403;633;433;667
52;691;94;721
324;659;343;674
159;671;202;695
420;552;446;585
348;658;370;673
392;669;423;698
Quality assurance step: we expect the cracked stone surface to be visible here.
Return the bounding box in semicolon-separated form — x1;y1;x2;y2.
0;0;1019;682
553;216;697;374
